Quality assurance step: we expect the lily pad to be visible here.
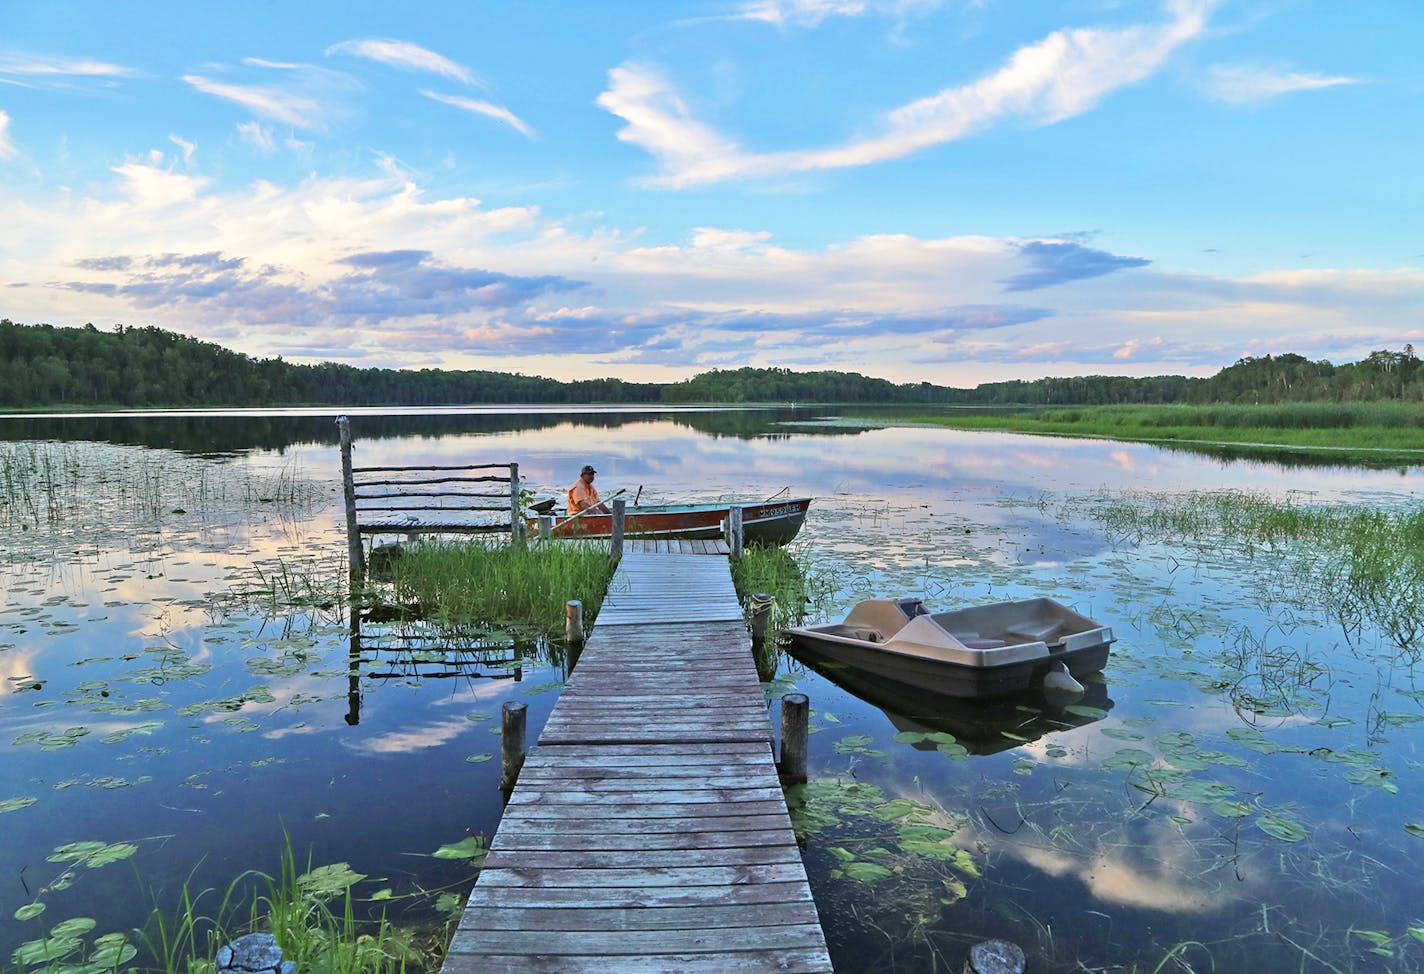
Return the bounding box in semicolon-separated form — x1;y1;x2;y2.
432;836;488;862
1255;811;1308;842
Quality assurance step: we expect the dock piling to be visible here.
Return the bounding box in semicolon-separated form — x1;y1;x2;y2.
725;506;744;560
500;700;527;794
566;599;585;647
750;592;774;645
780;692;809;784
611;497;626;561
337;416;364;585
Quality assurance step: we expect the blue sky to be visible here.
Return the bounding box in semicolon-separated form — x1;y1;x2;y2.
1;0;1419;385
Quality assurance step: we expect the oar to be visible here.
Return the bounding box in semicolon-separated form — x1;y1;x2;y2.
557;488;626;527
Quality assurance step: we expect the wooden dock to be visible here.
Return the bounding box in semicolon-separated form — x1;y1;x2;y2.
440;549;833;973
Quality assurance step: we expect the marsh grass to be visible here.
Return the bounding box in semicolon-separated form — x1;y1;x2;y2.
1085;489;1424;653
0;441;324;530
885;402;1424;452
381;538;614;637
12;840;454;974
730;543;834;650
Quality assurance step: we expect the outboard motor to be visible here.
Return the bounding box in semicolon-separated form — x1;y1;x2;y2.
893;598;927;619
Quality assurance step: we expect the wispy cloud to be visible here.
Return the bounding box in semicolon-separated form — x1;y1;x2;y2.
422;90;534;137
327;38;477;86
735;0;940;27
1199;64;1361;105
0;110;17;159
0;50;136;80
184;59;357;132
598;0;1217;186
183;75;325;128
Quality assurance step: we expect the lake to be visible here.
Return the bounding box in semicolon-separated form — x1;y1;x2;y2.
3;407;1423;972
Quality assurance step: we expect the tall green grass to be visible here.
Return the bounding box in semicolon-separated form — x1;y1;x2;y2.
382;538;615;636
11;841;452;974
1088;489;1424;651
882;402;1424;451
731;544;834;654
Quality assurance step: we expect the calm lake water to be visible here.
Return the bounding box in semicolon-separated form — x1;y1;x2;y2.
3;407;1423;972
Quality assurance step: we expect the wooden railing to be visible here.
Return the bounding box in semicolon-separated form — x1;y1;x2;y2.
337;416;521;581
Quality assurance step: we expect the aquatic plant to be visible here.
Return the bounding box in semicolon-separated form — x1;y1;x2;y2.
1082;488;1424;653
9;836;474;974
879;400;1424;451
380;538;614;638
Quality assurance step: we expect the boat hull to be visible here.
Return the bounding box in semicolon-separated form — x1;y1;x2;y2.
787;596;1113;699
788;631;1110;699
532;498;811;546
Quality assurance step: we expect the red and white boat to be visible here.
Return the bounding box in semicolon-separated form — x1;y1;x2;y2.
529;497;812;546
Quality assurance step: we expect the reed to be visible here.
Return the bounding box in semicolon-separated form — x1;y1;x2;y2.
882;402;1424;452
382;538;614;636
0;442;323;529
730;544;833;649
1086;489;1424;652
14;840;448;974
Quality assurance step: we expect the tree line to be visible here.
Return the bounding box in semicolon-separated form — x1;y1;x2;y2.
2;320;1420;408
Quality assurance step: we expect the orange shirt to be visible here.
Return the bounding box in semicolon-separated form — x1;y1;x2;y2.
567;478;600;514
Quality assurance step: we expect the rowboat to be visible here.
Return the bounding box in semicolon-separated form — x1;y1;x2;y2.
787;596;1113;699
527;497;812;546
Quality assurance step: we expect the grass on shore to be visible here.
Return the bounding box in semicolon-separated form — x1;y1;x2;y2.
874;402;1424;452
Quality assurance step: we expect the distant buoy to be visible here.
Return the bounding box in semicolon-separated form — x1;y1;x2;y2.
1042;661;1085;700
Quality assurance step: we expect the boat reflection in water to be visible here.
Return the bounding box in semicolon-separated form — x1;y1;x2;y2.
790;651;1113;757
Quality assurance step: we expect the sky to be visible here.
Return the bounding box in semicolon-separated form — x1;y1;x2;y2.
1;0;1420;386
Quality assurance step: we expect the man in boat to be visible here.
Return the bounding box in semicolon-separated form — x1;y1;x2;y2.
566;464;608;516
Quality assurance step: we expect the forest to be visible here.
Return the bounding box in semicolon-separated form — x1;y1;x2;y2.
1;319;1420;408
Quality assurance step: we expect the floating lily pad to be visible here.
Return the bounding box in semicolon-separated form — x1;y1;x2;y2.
842;861;894;883
296;863;366;901
432;836;487;861
1255;811;1308;842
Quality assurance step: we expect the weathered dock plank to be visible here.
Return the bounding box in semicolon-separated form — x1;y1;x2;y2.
440;550;832;973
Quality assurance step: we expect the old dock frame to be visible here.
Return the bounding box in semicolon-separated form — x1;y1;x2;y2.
441;547;833;973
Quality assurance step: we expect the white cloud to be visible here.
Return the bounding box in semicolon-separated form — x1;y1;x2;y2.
1199;64;1361;105
600;0;1215;187
4;156;1421;385
421;90;534;138
184;74;328;130
168;134;195;164
237;121;276;153
736;0;940;27
327;38;477;86
0;109;17;159
0;51;135;78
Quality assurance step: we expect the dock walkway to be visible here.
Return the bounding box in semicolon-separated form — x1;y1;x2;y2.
440;547;833;973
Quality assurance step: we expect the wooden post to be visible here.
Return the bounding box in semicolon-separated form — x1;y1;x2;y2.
538;514;553;542
963;940;1025;974
566;600;584;646
509;462;522;545
611;497;626;561
727;506;744;560
750;592;774;645
779;693;809;784
500;700;528;794
337;416;365;585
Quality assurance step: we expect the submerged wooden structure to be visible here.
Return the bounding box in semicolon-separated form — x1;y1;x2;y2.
439;549;833;973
